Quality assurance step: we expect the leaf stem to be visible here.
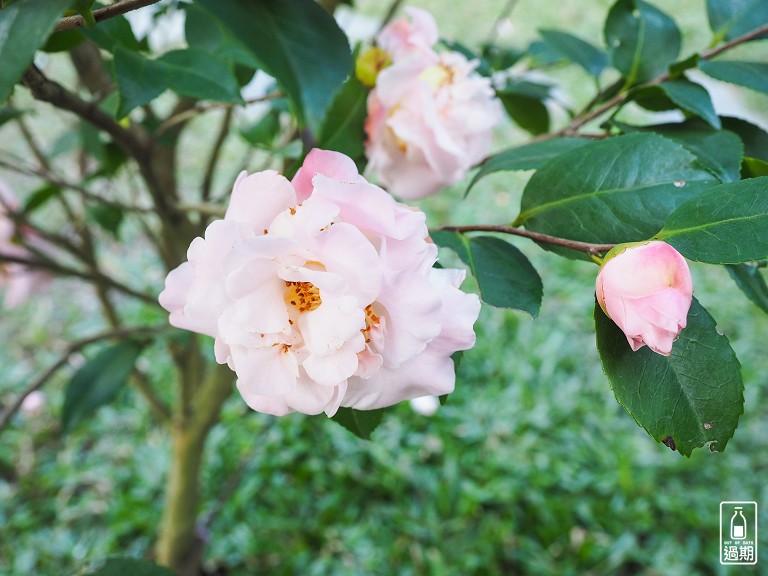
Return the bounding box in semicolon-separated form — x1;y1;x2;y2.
54;0;162;33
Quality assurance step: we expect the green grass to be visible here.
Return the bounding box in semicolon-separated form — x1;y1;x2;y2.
2;1;768;575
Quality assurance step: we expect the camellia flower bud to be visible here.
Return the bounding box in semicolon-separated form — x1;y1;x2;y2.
595;241;693;356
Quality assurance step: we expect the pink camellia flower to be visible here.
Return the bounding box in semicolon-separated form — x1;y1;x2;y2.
364;8;502;200
159;149;480;416
0;181;51;309
595;241;693;356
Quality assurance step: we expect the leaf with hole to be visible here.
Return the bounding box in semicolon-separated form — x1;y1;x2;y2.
595;298;743;456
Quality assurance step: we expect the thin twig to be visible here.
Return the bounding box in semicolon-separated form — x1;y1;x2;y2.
0;251;159;305
202;108;234;203
54;0;162;33
436;225;614;256
377;0;405;33
0;325;170;433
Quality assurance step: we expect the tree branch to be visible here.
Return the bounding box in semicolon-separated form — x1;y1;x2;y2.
0;325;169;433
201;108;233;203
436;224;614;255
54;0;162;33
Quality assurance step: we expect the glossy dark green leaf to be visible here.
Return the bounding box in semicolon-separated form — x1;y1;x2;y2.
539;29;608;77
726;263;768;314
84;558;178;576
497;92;549;135
0;0;68;102
184;3;260;68
42;29;85;53
195;0;352;134
239;109;281;149
466;137;589;195
614;119;743;182
604;0;681;84
22;184;61;215
595;298;743;456
656;177;768;263
707;0;768;41
158;49;242;104
517;133;717;245
316;74;368;160
61;341;145;433
659;78;721;129
699;60;768;95
113;46;166;118
431;231;542;316
331;407;386;440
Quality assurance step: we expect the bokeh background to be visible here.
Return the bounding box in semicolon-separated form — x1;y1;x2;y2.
1;0;767;574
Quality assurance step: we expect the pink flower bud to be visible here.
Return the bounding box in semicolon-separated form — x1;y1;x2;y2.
595;241;693;356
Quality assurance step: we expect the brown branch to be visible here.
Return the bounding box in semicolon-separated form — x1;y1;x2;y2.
54;0;162;33
436;225;614;255
0;325;169;433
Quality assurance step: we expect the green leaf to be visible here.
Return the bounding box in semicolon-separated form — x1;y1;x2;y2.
431;232;542;316
726;263;768;314
22;184;61;215
614;119;743;182
604;0;681;84
466;137;589;196
158;49;243;104
656;177;768;263
707;0;768;41
195;0;352;134
699;60;768;95
539;29;608;77
742;157;768;178
0;0;68;102
82;15;147;53
659;78;721;129
316;74;368;160
0;107;25;128
113;46;167;118
61;341;145;433
42;29;85;53
331;407;386;440
83;558;179;576
722;117;768;162
184;3;260;68
595;298;744;456
517;133;717;245
497;92;549;135
87;204;124;238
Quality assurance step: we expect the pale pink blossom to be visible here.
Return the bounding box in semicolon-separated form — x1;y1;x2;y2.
596;241;693;356
376;6;439;61
159;149;480;416
0;181;50;309
365;9;501;199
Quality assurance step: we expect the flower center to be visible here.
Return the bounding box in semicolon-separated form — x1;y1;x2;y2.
361;304;381;343
420;63;454;89
284;281;322;313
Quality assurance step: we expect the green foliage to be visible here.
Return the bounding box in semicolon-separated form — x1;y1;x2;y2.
658;78;721;129
539;29;608;77
194;0;352;134
495;79;551;135
657;177;768;263
0;0;67;102
707;0;768;41
595;298;744;456
604;0;681;84
316;74;368;161
331;407;386;440
699;60;768;94
517;133;717;244
432;232;542;316
83;558;178;576
726;263;768;313
61;341;145;433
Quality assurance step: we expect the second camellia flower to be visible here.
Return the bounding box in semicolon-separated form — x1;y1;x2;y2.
159;149;480;416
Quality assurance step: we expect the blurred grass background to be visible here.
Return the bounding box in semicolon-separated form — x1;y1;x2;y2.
1;0;768;574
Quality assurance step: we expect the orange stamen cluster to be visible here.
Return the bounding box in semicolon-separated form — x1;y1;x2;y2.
361;304;381;344
284;281;322;313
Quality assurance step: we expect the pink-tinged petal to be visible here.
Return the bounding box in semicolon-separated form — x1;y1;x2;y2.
425;269;480;354
303;337;363;387
355;347;383;379
268;195;339;241
230;343;299;396
225;170;296;229
291;148;363;202
283;376;341;415
220;279;291;337
299;296;365;357
235;382;294;416
376;6;439;61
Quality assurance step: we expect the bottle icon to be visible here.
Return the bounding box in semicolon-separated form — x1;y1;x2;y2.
731;507;747;540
